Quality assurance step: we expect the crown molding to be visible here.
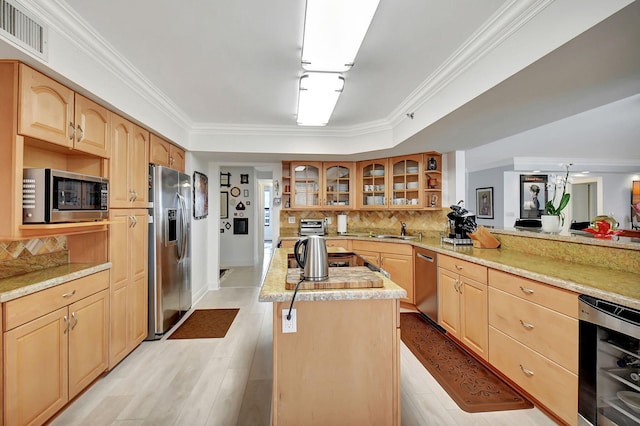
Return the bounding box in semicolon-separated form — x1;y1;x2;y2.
388;0;554;128
23;0;192;130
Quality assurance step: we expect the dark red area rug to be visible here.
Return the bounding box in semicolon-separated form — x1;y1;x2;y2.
400;312;533;413
168;308;239;339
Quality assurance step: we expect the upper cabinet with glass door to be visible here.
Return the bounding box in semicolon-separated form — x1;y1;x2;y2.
390;154;424;209
357;160;389;209
291;162;322;208
324;162;354;209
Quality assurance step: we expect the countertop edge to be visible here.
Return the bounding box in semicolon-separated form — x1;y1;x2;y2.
0;262;112;303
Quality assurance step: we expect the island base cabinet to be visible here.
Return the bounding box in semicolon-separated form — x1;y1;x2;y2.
272;298;400;426
489;327;578;426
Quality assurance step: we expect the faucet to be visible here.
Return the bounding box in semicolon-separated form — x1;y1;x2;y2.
400;222;406;236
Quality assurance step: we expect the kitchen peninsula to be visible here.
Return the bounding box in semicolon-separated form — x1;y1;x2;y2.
259;248;406;426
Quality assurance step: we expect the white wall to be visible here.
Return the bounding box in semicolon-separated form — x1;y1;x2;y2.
186;153;213;301
465;166;510;229
219;167;257;267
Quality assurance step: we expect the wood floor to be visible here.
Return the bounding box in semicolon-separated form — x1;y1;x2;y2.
52;246;557;425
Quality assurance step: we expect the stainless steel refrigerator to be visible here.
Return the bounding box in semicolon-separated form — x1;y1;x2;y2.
147;164;192;340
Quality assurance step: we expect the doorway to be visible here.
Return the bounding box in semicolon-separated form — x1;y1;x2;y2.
571;177;603;223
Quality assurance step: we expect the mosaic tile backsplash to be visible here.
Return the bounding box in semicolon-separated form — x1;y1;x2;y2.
0;237;68;279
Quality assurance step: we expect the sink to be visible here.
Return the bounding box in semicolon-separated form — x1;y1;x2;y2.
374;234;417;240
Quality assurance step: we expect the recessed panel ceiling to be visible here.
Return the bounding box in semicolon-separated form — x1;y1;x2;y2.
63;0;506;127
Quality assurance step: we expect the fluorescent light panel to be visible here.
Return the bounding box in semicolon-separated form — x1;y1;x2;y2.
297;72;344;126
302;0;380;72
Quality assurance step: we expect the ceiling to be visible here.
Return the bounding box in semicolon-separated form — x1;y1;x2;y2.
2;0;639;166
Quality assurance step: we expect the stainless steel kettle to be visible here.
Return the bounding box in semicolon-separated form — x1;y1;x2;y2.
294;235;328;281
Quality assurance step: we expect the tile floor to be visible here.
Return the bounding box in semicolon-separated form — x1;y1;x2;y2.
52;242;557;425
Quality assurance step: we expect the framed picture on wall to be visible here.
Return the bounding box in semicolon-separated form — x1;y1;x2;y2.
520;175;548;219
476;187;494;219
220;172;231;187
220;192;229;219
193;171;208;219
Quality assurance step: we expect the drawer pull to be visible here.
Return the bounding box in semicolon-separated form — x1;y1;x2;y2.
71;312;78;330
62;290;76;298
519;364;534;376
519;286;534;295
455;265;463;270
519;320;535;330
63;315;70;334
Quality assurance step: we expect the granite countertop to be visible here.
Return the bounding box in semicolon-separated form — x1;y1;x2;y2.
279;234;640;310
0;262;112;302
259;248;407;303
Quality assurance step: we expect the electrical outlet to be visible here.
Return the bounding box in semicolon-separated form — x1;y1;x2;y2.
282;308;297;333
288;216;296;224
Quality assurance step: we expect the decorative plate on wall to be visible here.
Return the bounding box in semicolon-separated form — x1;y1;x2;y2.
230;186;241;197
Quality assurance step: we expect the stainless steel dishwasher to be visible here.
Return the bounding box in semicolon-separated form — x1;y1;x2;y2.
414;247;438;323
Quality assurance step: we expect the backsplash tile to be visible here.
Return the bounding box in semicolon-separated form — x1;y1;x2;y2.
280;210;449;236
0;237;68;279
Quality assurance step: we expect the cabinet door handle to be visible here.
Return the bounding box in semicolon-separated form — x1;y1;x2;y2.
69;122;75;140
132;190;137;201
71;312;78;330
62;289;76;298
519;286;534;295
63;315;70;334
519;364;534;376
520;319;535;330
76;124;84;142
458;280;462;294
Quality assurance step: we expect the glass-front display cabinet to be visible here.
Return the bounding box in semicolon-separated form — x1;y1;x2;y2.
357;160;389;209
291;162;322;208
324;162;354;209
390;154;423;209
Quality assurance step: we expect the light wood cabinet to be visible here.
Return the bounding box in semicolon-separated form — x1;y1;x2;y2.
272;298;400;425
323;162;354;209
437;254;488;360
424;152;442;209
356;159;389;209
488;269;578;425
389;154;423;208
352;240;413;304
150;133;185;172
18;63;74;147
108;209;148;368
110;115;149;208
291;162;323;208
1;62;110;239
19;64;110;158
3;271;109;426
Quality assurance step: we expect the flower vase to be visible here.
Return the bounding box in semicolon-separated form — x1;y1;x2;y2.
541;215;562;233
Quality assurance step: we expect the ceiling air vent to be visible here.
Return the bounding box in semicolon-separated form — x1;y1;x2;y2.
0;0;47;59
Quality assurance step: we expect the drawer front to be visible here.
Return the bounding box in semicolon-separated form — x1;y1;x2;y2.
325;239;351;250
488;269;578;318
438;254;487;284
489;287;577;373
4;270;109;331
489;327;578;426
351;240;412;255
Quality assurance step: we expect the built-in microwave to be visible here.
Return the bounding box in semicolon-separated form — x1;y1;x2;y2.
22;168;109;224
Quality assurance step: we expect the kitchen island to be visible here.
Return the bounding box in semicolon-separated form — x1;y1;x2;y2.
259;248;406;426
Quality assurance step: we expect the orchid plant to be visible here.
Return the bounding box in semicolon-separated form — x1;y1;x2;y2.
545;163;572;223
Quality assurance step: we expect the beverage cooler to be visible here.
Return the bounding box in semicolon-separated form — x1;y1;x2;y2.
579;295;640;425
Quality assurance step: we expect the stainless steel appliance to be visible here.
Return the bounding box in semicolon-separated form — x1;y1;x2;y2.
22;168;108;223
293;235;328;281
299;218;326;236
414;247;438;323
578;294;640;425
147;164;192;340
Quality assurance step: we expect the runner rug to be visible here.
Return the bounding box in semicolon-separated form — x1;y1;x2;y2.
168;308;239;339
400;312;533;413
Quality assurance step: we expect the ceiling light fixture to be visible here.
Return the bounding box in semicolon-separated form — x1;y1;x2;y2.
301;0;380;72
297;72;344;126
